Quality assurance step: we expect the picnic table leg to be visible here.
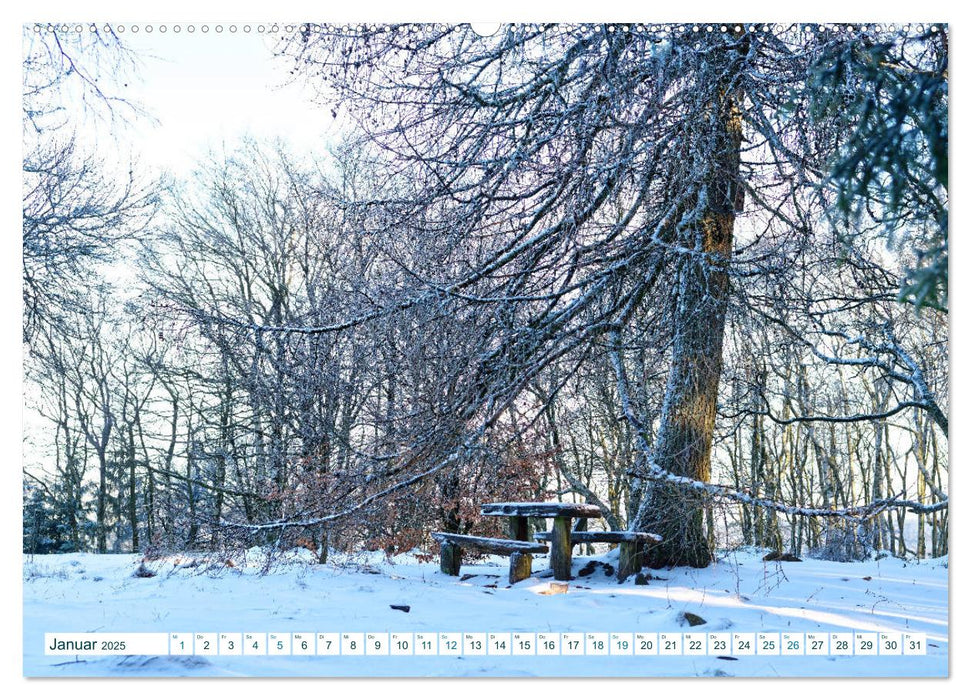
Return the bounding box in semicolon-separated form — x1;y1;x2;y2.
551;516;572;580
508;515;529;541
506;516;533;583
440;542;462;576
617;541;641;582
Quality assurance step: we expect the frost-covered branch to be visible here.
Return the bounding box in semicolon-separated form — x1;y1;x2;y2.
629;457;947;521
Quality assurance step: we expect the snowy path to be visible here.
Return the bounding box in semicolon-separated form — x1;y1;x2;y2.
23;548;948;677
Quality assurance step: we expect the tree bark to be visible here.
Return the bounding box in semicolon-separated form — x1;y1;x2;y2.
128;423;138;551
636;45;745;568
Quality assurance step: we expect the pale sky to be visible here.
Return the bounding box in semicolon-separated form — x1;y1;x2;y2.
117;27;341;178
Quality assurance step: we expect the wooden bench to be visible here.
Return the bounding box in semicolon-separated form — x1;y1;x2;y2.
534;531;662;581
430;532;549;584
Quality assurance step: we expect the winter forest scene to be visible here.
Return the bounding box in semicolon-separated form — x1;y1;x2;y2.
22;20;949;678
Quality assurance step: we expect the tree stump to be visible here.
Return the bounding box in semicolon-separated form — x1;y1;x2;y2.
509;551;532;583
551;516;572;580
440;542;462;576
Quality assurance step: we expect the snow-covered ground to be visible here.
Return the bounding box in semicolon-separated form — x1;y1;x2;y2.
23;547;948;677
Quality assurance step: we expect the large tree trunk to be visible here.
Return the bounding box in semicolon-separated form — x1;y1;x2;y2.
635;50;744;568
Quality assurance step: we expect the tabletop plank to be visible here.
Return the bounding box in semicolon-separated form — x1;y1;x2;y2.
480;502;603;518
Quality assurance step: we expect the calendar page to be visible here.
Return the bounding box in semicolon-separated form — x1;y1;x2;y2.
21;11;949;680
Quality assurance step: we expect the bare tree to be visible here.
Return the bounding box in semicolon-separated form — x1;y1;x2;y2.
22;26;155;341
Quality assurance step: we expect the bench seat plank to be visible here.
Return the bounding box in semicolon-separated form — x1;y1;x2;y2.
430;532;549;555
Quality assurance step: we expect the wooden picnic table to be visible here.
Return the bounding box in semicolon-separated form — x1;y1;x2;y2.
480;502;603;581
